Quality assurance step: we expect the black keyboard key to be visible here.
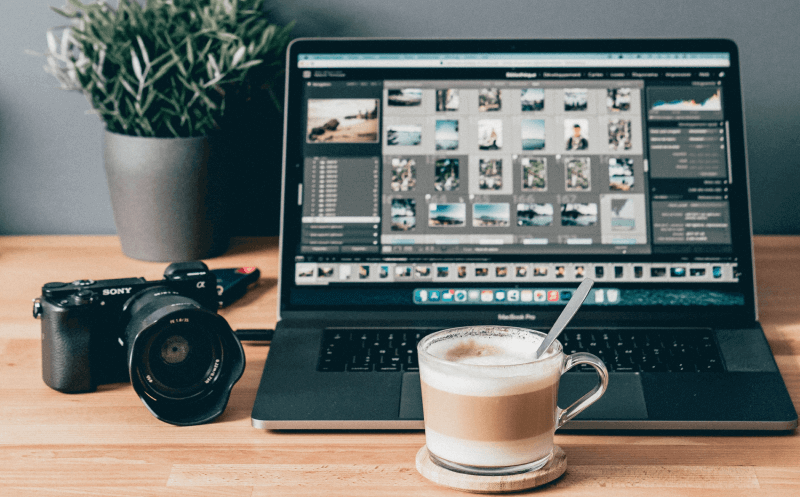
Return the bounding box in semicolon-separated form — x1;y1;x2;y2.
318;358;345;372
698;360;723;372
641;362;668;372
669;361;696;372
347;363;373;372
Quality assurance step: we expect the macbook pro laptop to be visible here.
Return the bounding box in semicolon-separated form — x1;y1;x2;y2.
251;38;798;431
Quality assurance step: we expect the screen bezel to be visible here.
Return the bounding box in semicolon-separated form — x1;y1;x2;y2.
278;38;755;328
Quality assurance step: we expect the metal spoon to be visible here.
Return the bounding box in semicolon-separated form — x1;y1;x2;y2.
535;278;595;358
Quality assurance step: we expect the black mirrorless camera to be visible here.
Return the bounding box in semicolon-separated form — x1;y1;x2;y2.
33;262;245;426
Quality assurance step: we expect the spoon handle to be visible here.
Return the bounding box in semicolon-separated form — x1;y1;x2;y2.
535;278;595;358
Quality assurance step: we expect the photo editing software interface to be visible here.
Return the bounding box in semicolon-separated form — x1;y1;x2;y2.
290;51;746;309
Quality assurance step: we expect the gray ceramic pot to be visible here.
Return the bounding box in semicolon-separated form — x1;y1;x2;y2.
103;131;228;262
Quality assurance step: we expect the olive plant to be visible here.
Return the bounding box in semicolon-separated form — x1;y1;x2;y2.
44;0;292;137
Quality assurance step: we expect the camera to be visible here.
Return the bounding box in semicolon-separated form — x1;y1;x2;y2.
33;262;245;426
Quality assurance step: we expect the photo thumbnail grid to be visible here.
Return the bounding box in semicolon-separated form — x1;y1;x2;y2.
302;83;647;247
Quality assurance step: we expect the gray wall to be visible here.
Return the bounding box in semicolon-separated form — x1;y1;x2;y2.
2;0;799;235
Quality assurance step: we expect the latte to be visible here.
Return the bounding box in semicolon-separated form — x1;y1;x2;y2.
419;328;562;468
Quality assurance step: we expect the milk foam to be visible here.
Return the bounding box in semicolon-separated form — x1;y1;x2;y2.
420;328;561;397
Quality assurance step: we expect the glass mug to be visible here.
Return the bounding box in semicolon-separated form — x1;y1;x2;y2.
418;325;608;475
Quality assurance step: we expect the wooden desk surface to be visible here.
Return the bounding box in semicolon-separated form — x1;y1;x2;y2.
1;235;798;496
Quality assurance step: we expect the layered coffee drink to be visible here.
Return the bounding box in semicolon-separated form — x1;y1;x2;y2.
419;327;562;468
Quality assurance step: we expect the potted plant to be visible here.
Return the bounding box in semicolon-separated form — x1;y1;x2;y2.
44;0;292;261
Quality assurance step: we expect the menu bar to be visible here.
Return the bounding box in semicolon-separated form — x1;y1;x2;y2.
299;52;731;69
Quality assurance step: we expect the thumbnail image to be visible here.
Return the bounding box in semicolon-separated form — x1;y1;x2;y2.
391;199;416;231
415;266;431;277
390;158;416;192
561;203;598;226
429;203;466;227
318;266;334;278
457;266;468;278
610;198;636;231
608;88;631;112
478;159;503;190
533;266;548;277
435;120;459;150
564;89;588;111
516;266;528;277
340;265;351;280
575;266;586;278
359;265;370;279
564;119;589;150
476;267;489;277
297;265;314;278
517;203;554;226
437;266;449;278
609;119;632;151
478;119;503;150
555;266;566;278
521;88;544;111
387;124;422;146
565;158;591;191
473;203;511;227
395;266;412;278
521;119;546;150
436;89;459;111
434;158;459;191
609;158;634;191
379;266;389;278
388;88;422;106
479;88;501;111
496;266;508;277
306;99;379;143
521;157;547;191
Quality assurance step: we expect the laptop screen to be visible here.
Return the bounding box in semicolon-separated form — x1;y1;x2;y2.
280;39;754;323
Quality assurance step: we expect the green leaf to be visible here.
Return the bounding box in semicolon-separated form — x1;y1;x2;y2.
186;38;194;64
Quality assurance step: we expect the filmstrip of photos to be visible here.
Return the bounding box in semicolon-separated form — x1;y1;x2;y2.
296;260;739;284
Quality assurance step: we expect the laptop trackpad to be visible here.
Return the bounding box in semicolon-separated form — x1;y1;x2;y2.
400;373;647;420
560;373;648;420
399;373;423;419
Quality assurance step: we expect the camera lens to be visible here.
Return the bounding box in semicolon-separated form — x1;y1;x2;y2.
122;286;245;426
161;335;190;364
140;323;218;398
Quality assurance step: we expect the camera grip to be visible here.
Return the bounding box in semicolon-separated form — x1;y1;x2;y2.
40;299;95;393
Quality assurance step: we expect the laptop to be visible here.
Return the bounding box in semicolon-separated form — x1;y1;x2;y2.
251;38;798;431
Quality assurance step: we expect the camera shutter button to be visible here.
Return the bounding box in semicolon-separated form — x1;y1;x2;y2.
70;290;96;306
72;279;95;287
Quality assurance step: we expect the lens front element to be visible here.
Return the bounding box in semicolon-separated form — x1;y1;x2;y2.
161;335;190;365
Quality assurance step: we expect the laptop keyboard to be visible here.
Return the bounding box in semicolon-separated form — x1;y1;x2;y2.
316;329;724;373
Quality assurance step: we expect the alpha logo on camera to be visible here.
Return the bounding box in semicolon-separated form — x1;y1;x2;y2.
102;287;132;296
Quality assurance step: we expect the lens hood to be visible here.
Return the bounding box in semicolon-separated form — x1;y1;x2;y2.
123;288;245;426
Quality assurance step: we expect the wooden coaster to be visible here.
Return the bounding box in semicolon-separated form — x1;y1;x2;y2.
415;445;566;494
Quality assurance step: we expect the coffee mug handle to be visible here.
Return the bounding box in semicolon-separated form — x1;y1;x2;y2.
556;352;609;428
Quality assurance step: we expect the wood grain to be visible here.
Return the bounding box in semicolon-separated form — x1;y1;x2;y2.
0;235;798;496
